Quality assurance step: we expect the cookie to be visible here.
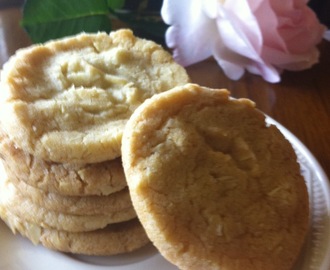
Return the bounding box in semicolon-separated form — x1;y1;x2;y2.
0;130;127;196
0;210;149;256
10;176;132;216
0;29;190;164
0;171;136;232
122;84;309;270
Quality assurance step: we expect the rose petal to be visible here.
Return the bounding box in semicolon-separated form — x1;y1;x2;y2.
223;0;263;53
161;0;217;66
201;0;219;19
276;7;325;53
161;0;190;25
216;19;258;62
215;58;245;81
251;0;288;52
262;46;320;70
212;24;280;83
324;30;330;41
246;62;280;83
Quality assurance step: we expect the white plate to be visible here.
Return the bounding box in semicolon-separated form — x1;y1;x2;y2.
1;116;330;270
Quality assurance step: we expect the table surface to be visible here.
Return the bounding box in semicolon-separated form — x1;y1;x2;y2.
0;7;329;179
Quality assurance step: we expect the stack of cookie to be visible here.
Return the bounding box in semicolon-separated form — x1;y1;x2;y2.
0;29;190;255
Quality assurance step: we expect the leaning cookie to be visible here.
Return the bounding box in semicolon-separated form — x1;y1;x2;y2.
122;84;309;270
0;29;190;164
0;210;149;256
0;130;127;196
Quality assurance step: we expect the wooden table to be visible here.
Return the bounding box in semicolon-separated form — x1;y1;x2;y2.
0;7;329;179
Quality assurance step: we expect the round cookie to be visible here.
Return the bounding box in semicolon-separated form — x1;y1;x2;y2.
0;130;127;196
0;171;136;232
121;84;309;270
0;210;149;256
11;177;132;216
0;29;190;164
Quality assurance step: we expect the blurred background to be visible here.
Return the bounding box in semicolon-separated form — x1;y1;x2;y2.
0;0;329;28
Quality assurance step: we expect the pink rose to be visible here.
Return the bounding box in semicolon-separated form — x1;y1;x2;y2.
161;0;327;83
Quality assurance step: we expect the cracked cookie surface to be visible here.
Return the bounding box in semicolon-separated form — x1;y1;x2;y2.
0;29;190;163
0;210;149;256
0;129;127;196
0;168;136;232
10;176;132;216
122;83;309;270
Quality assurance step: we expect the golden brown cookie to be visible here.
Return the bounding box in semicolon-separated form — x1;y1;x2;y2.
0;130;127;196
0;210;149;256
10;176;132;216
0;29;190;164
0;169;136;232
122;84;309;270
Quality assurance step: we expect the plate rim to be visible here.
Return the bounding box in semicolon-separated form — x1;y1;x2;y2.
266;116;330;270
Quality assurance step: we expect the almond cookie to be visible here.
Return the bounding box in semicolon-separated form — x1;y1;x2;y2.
10;177;132;216
0;170;136;232
0;210;149;256
0;29;190;164
0;130;127;196
122;84;309;270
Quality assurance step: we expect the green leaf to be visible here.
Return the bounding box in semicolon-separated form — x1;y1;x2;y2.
21;0;112;43
107;0;125;10
115;11;167;42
